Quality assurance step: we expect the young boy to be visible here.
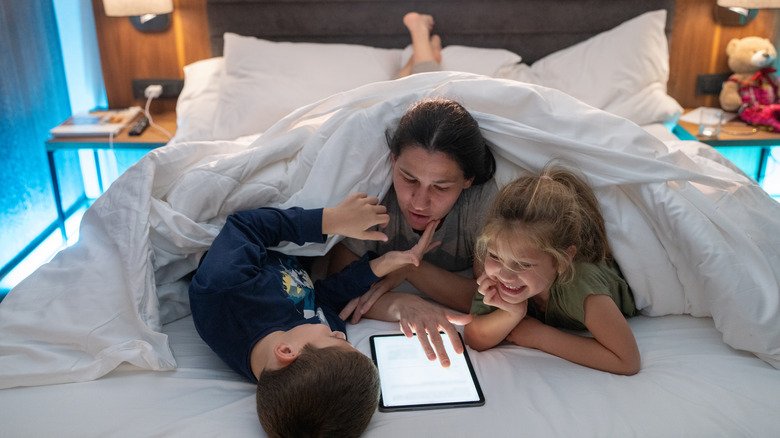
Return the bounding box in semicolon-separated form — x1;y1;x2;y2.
188;193;437;438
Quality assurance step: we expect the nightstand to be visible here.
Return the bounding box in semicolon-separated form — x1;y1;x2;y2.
45;111;177;241
674;110;778;184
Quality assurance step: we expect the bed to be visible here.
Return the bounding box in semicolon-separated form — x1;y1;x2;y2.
2;1;780;436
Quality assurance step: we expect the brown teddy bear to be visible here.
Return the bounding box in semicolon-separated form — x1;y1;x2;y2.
719;36;780;131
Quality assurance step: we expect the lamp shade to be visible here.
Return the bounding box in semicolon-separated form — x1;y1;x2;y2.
716;0;780;7
103;0;174;17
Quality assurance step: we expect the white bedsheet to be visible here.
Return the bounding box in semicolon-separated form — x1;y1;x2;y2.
1;72;779;390
2;314;779;437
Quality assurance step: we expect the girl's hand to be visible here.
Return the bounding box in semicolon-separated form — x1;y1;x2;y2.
322;193;389;241
477;272;528;316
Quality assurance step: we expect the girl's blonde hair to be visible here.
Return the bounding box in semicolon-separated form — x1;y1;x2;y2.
475;165;612;283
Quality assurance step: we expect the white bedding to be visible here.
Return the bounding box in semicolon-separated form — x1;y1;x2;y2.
1;71;779;388
3;7;779;437
2;313;779;437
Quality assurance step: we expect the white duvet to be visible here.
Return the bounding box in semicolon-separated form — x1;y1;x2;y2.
1;72;778;389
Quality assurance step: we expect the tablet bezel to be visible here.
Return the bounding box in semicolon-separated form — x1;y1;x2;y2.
369;332;485;412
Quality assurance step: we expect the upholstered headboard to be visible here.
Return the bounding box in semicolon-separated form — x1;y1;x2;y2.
206;0;675;64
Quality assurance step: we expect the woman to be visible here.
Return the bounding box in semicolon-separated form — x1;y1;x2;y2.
328;97;498;366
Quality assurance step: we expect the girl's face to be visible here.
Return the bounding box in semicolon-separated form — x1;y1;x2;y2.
483;237;559;306
391;146;473;231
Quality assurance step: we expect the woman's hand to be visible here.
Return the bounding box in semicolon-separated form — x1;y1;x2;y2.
365;292;472;367
322;192;389;241
340;272;406;324
396;300;472;368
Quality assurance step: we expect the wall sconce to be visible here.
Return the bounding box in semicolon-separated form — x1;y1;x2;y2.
714;0;780;26
102;0;174;33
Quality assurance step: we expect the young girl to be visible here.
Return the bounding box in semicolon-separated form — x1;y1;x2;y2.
463;166;641;375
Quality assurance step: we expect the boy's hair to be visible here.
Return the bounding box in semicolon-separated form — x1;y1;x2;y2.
475;164;611;283
256;344;380;438
387;98;496;185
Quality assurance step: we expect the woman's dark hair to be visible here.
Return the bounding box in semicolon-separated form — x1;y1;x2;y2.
387;98;496;185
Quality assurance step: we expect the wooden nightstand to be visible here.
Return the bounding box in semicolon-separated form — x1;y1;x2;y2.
45;111;177;241
674;109;778;184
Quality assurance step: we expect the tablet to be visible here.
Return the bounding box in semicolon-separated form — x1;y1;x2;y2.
369;333;485;412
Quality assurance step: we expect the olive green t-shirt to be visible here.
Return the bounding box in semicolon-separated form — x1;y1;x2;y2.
470;260;638;331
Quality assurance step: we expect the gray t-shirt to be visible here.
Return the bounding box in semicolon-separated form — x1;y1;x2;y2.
343;180;498;272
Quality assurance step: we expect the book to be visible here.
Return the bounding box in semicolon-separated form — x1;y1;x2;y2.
49;107;142;137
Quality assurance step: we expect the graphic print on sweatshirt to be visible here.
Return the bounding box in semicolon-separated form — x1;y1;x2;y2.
278;256;317;319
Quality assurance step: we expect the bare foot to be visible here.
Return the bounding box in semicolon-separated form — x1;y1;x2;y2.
397;12;441;78
403;12;434;37
431;34;442;64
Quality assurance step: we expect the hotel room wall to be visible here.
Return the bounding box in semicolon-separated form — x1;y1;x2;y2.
91;0;779;110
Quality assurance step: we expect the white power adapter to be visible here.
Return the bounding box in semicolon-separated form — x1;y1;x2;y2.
144;84;163;98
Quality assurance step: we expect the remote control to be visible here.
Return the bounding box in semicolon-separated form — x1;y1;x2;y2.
128;117;149;136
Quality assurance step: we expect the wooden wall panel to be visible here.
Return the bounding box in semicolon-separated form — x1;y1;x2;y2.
669;0;780;109
91;0;209;112
93;0;779;111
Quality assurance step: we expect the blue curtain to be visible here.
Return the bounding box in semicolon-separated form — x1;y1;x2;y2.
0;0;84;273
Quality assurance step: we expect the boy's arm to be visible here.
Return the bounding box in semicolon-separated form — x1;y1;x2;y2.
193;207;323;290
321;193;389;242
317;219;439;312
506;295;640;375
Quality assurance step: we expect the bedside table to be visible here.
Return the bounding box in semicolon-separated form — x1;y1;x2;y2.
45;111;177;241
674;110;778;184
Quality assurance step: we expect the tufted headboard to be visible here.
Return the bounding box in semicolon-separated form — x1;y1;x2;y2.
205;0;676;64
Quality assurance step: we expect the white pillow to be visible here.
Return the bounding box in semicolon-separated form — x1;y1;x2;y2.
212;33;402;139
496;10;682;125
400;44;522;77
174;56;224;142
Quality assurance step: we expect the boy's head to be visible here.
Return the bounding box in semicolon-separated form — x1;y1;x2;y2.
256;343;380;438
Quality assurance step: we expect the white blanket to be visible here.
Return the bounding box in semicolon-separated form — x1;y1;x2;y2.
1;72;778;389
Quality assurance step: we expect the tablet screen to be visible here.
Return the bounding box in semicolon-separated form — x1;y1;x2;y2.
369;333;485;412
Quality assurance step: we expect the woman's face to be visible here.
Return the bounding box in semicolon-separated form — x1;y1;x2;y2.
391;146;473;231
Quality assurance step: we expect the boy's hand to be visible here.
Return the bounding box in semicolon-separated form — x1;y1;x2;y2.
344;220;441;323
369;219;440;278
322;193;389;241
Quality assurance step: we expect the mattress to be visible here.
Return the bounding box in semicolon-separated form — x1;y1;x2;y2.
3;313;778;437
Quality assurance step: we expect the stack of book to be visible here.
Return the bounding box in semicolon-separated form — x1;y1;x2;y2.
49;107;142;137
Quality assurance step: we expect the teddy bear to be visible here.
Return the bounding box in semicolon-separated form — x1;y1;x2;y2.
719;36;780;131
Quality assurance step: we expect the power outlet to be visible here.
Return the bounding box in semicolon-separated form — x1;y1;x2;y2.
695;73;731;96
132;78;184;99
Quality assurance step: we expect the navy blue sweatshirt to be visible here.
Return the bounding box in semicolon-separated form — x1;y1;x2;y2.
189;207;378;382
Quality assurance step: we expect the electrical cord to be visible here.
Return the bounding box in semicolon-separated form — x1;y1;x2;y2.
143;94;173;140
